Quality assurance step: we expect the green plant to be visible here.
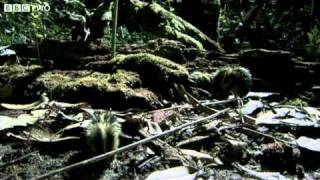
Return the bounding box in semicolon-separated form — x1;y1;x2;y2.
0;1;53;45
102;25;154;48
305;26;320;61
0;13;28;45
218;6;242;50
29;6;49;62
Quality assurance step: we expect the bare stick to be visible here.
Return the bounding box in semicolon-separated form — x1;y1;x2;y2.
144;98;233;114
0;151;38;168
33;108;229;180
240;127;294;146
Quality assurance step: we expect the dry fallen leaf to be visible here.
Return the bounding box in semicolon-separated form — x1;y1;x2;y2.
146;166;196;180
0;114;39;131
296;136;320;152
180;149;214;161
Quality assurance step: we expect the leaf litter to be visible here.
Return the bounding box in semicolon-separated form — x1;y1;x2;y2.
1;91;320;179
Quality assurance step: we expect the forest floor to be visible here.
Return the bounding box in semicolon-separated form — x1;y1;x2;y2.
1;40;320;179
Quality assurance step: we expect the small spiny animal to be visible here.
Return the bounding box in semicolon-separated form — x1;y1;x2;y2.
85;111;122;162
211;66;252;99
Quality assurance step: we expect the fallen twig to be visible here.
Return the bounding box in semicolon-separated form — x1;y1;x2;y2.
240;127;295;146
139;130;192;166
33;108;229;180
176;135;211;147
233;162;286;180
143;91;234;115
0;151;38;169
146;104;192;114
201;98;237;106
174;83;218;114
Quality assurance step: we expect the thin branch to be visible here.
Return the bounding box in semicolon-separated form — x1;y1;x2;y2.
144;98;233;114
0;151;38;169
240;127;294;146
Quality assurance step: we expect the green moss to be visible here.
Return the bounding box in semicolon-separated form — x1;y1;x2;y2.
110;53;189;82
149;3;205;50
190;71;213;85
35;70;141;94
32;69;158;109
87;53;189;97
106;53;190;98
0;65;43;82
164;26;204;50
150;2;223;52
0;65;43;100
129;0;223;51
284;98;309;107
131;0;145;9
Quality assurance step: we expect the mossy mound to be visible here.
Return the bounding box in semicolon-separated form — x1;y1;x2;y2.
151;39;188;63
31;70;159;109
118;38;201;63
0;65;43;82
87;53;189;96
0;65;43;100
110;53;189;79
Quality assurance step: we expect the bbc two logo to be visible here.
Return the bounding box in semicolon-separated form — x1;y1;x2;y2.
4;3;50;12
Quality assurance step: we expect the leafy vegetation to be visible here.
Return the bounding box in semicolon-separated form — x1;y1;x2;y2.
305;26;320;61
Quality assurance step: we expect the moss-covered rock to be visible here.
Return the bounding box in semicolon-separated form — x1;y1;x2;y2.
87;53;189;97
0;65;43;100
31;70;159;109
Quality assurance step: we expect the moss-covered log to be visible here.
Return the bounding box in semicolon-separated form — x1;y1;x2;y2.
119;0;224;52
